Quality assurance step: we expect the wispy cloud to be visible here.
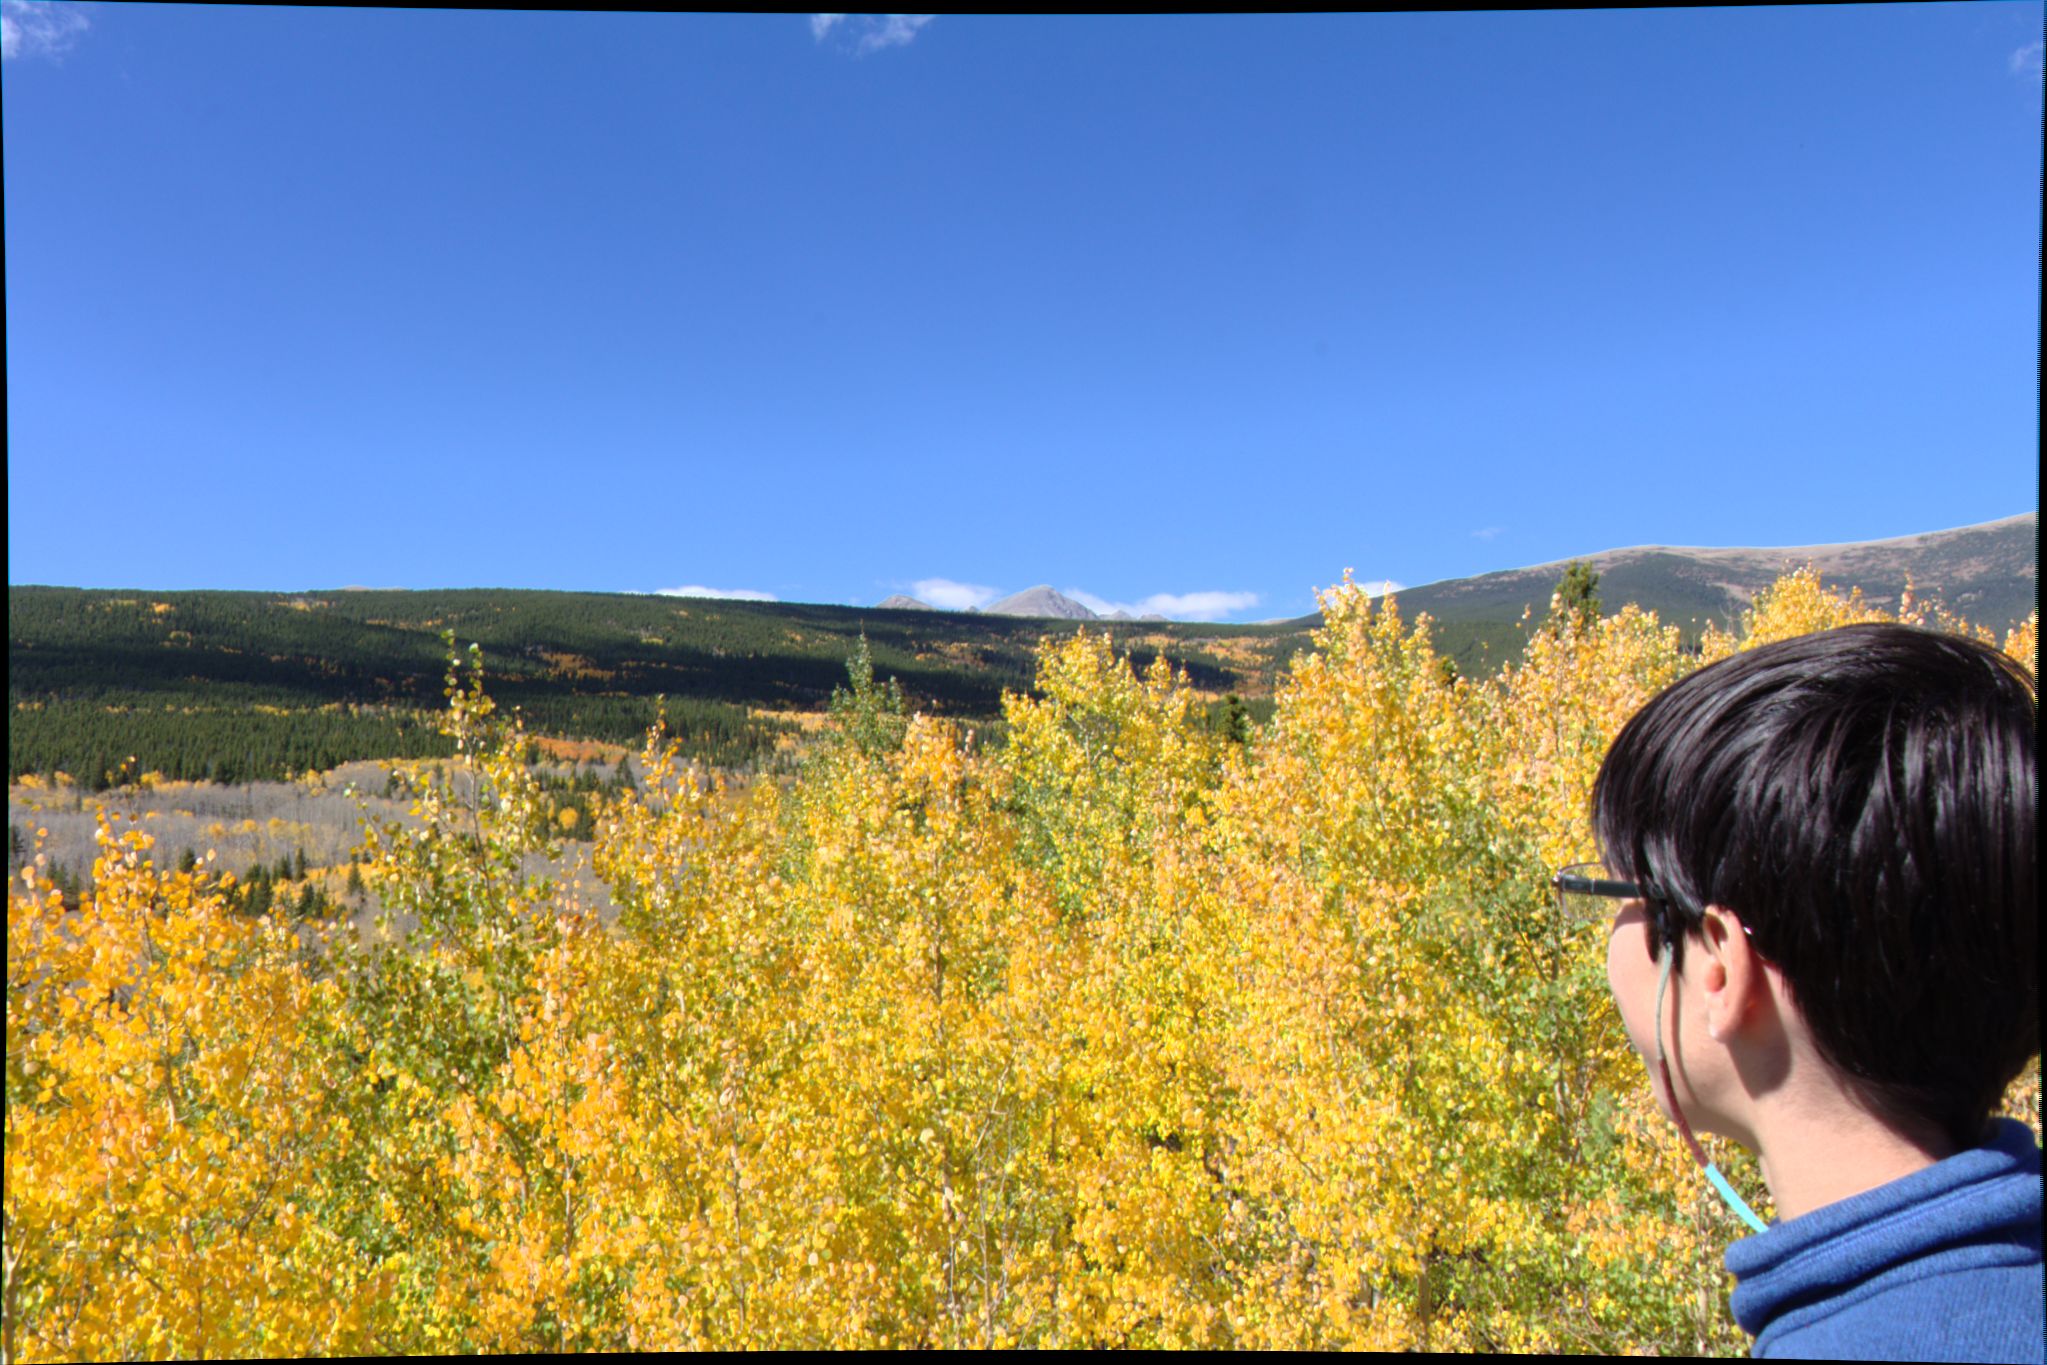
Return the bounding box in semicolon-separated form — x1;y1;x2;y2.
1471;526;1504;541
1140;590;1262;621
2;0;90;62
2012;39;2044;78
656;584;778;601
1064;588;1262;622
1358;580;1404;598
912;577;1001;611
810;13;934;56
863;14;933;52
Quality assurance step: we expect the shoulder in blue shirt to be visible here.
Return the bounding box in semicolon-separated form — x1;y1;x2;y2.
1723;1118;2045;1362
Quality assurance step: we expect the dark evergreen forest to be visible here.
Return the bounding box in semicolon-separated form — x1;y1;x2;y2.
9;587;1286;786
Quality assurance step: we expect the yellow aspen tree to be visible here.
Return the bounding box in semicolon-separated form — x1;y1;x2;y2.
313;638;610;1351
996;632;1245;1346
584;710;809;1349
5;819;382;1361
1213;578;1512;1350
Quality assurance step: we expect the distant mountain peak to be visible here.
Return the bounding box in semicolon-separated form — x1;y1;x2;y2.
874;594;936;610
980;585;1096;619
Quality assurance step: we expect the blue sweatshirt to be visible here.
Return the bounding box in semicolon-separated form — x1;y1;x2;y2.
1723;1118;2045;1361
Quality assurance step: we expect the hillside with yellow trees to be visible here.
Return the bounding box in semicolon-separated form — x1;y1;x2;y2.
6;567;2037;1356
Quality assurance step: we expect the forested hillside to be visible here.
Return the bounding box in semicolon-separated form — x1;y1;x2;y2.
1286;512;2040;675
7;587;1284;786
12;512;2033;787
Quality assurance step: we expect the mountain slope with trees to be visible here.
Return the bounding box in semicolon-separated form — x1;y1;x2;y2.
10;513;2032;785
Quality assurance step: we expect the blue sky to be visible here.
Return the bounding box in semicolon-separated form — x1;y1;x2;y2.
5;5;2040;620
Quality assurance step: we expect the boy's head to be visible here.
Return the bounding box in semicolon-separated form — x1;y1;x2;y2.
1590;622;2037;1151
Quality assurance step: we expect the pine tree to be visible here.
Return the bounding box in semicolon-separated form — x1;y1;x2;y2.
1220;692;1253;746
827;632;908;757
1551;560;1603;634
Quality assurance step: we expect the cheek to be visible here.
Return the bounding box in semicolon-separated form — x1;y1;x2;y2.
1606;929;1652;1056
1605;927;1626;1012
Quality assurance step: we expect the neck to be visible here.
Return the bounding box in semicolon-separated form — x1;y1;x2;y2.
1747;1072;1955;1222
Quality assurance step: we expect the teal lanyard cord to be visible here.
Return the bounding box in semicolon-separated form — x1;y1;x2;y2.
1705;1162;1771;1234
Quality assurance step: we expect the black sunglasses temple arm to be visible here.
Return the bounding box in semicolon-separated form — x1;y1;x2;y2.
1552;873;1644;900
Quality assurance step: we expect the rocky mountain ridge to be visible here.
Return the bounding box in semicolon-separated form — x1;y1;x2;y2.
1380;510;2036;630
871;513;2036;633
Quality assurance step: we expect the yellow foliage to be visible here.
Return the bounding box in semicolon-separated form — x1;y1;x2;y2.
7;577;2035;1356
6;821;384;1358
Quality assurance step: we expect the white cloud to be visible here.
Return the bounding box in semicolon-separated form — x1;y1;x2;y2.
1358;580;1404;598
655;584;778;601
2;0;90;62
1471;526;1504;541
912;577;1001;611
1140;590;1261;620
2012;39;2044;78
811;13;933;55
861;14;932;52
1064;588;1262;622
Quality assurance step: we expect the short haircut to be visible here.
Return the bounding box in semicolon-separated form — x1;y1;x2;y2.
1590;622;2038;1150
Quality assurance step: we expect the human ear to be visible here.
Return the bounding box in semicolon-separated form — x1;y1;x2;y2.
1697;906;1767;1043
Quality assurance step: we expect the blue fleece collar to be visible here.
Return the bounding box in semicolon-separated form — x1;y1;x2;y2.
1724;1119;2044;1355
